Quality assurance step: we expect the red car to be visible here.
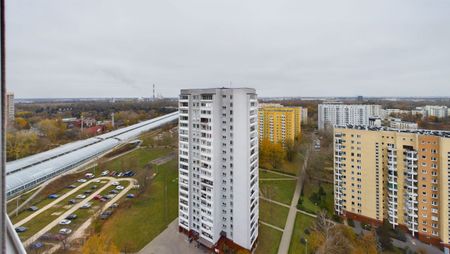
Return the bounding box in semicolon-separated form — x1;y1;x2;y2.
93;195;102;200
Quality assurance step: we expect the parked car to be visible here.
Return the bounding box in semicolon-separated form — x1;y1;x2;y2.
110;203;119;208
66;185;77;189
68;199;77;204
100;210;113;220
30;242;43;249
66;214;77;220
91;185;98;189
59;228;72;235
116;185;125;190
76;194;87;199
110;171;116;176
15;226;27;233
59;219;71;225
84;190;93;195
93;195;102;200
105;194;116;199
77;179;87;183
111;181;120;186
92;179;101;183
117;172;123;177
127;194;135;198
81;202;92;209
28;206;39;211
48;194;59;199
85;173;95;179
100;198;107;202
109;189;119;194
124;171;135;177
101;170;110;176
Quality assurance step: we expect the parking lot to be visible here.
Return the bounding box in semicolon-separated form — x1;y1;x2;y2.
12;170;138;251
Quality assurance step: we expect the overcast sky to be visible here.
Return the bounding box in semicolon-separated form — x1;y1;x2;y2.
6;0;450;98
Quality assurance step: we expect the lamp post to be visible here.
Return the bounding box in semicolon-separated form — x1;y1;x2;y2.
305;238;308;254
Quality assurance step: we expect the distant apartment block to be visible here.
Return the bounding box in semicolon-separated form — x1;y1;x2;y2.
334;126;450;249
318;104;382;130
6;92;15;125
301;107;308;124
389;118;418;130
178;88;259;251
258;105;302;147
414;106;449;119
380;108;411;119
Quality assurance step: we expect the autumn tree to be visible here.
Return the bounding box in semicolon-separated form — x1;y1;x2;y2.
259;139;286;169
6;131;39;161
82;234;120;254
15;117;30;130
309;211;378;254
37;118;67;142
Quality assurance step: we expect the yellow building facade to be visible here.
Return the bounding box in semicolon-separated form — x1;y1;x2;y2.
334;127;450;249
258;106;302;147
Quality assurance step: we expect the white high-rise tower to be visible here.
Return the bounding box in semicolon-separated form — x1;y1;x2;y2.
178;88;259;251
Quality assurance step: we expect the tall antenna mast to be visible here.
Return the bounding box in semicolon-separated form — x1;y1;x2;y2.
153;84;155;100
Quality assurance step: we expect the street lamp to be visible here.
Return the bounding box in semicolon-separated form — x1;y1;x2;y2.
305;238;308;254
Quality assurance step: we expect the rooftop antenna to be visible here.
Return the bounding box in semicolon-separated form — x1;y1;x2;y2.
153;84;155;100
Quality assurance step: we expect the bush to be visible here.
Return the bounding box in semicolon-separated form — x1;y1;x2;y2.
332;214;343;223
348;219;355;227
309;192;321;204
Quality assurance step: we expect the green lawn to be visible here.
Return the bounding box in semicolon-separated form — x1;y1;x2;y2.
259;169;295;179
288;213;315;254
255;224;283;254
259;199;289;229
7;187;41;213
260;179;296;205
298;181;333;215
99;159;178;252
102;147;172;171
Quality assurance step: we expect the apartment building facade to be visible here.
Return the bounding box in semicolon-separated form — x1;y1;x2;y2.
258;106;302;147
334;126;450;249
389;118;418;130
318;104;382;130
6;92;14;126
178;88;259;251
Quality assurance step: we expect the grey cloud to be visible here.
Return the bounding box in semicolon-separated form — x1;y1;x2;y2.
6;0;450;98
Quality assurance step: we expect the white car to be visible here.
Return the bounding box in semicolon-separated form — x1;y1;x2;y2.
59;228;72;235
77;179;87;183
81;202;92;209
101;170;110;176
116;185;125;190
76;194;86;199
92;179;101;183
59;219;71;225
111;181;120;186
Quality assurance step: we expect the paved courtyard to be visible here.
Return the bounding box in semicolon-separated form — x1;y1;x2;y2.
139;218;210;254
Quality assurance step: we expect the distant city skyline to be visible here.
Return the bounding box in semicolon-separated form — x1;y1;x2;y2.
6;0;450;98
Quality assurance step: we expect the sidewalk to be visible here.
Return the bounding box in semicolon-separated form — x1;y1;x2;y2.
277;149;310;254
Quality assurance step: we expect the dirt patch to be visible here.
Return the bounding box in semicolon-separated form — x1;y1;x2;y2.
150;152;176;165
